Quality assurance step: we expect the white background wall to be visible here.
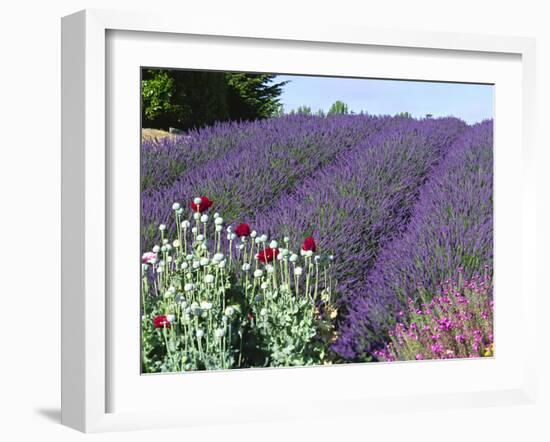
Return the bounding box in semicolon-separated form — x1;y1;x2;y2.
0;0;547;440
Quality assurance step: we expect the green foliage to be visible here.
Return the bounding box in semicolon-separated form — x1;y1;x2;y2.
141;70;288;131
273;103;285;117
397;111;412;118
141;71;180;125
142;69;229;130
328;100;349;115
226;73;288;121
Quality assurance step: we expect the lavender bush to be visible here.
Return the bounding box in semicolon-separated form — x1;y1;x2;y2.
334;121;493;359
251;117;467;302
141;114;396;251
142;119;284;191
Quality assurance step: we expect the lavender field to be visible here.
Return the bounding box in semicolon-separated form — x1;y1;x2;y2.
140;113;493;372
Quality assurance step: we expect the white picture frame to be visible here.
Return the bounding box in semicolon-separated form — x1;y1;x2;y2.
61;9;537;433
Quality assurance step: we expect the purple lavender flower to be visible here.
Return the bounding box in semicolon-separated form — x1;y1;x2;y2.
334;121;493;359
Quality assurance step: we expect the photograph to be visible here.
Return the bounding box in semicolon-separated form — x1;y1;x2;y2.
139;69;494;373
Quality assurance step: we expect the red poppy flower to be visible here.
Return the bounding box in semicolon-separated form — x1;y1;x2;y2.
154;315;170;329
257;247;279;263
247;313;254;322
235;223;251;237
302;236;317;253
190;196;213;213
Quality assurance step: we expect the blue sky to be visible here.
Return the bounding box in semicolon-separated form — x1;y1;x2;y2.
272;75;493;124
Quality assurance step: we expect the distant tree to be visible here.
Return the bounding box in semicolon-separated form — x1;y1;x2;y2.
328;100;349;115
316;109;326;117
295;105;312;115
425;113;433;119
397;111;412;118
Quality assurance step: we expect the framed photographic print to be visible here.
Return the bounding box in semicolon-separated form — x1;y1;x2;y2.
61;9;537;432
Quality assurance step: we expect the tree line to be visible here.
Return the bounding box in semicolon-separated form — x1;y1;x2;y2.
141;69;356;131
141;69;288;131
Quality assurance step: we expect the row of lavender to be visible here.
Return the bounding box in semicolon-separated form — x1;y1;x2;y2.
333;120;493;360
251;117;467;304
142;114;398;251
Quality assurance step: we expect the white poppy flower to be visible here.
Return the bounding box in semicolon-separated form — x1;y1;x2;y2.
204;274;214;284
